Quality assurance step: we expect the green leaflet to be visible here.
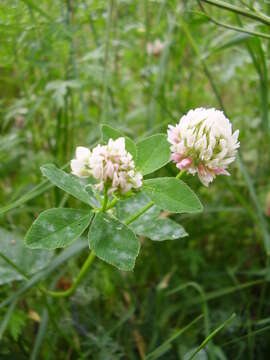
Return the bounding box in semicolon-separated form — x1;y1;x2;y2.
143;178;203;213
41;164;97;207
136;134;171;175
88;212;140;271
25;208;93;249
132;217;188;241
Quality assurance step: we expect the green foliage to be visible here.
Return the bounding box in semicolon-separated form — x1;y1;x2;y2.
25;208;93;249
143;178;203;213
136;134;171;175
8;310;27;342
88;212;140;271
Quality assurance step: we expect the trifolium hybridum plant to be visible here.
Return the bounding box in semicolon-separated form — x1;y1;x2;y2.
24;109;239;297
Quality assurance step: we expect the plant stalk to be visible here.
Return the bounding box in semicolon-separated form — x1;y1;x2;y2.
42;251;96;298
102;185;109;212
125;201;154;225
201;0;270;26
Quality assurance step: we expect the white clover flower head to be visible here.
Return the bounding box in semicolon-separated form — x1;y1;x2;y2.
167;108;240;186
70;146;91;177
71;138;143;194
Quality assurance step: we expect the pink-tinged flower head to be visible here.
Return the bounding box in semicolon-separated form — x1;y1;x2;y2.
71;138;142;195
167;108;240;186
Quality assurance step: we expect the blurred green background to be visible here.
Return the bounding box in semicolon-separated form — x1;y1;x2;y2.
1;0;270;359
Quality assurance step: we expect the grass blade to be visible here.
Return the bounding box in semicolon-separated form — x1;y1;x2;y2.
187;313;236;360
30;308;49;360
0;299;17;341
146;314;203;360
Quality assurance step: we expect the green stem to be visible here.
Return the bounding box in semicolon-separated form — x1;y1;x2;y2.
1;244;96;299
101;0;114;123
106;197;118;211
167;281;211;339
198;2;270;40
42;251;96;298
180;18;225;110
125;170;185;225
176;169;185;179
102;185;108;212
201;0;270;26
125;201;154;225
0;253;29;280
